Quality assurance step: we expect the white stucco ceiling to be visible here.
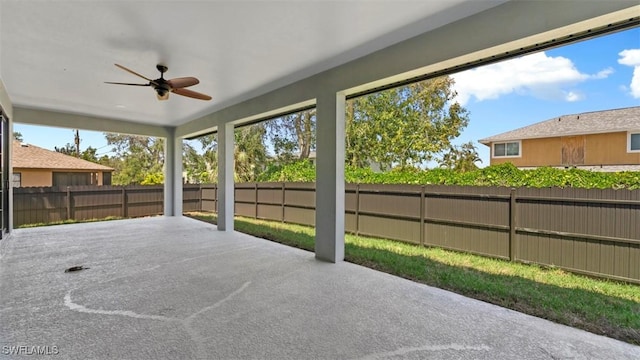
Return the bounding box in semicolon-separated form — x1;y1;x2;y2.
0;0;507;127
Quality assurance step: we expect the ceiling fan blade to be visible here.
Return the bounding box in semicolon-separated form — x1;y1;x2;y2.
172;88;212;101
167;77;199;89
114;64;153;82
104;81;150;86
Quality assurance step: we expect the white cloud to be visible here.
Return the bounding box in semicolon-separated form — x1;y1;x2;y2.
618;49;640;98
565;91;583;102
593;68;614;79
451;52;612;105
618;49;640;66
630;67;640;99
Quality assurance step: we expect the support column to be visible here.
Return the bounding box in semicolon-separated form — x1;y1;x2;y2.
7;116;13;232
217;122;234;231
163;128;183;216
315;92;345;262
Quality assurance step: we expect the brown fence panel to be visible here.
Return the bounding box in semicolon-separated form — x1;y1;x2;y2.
282;183;315;226
124;186;163;217
13;187;67;227
256;183;284;222
357;184;421;245
201;184;217;212
345;184;358;233
183;185;202;212
424;185;512;259
70;185;124;221
235;183;256;218
516;187;640;283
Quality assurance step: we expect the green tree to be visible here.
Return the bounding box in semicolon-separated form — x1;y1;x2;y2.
105;134;164;185
54;143;77;156
13;132;23;142
182;124;267;183
183;139;211;184
347;76;469;170
439;141;482;172
264;109;316;163
235;125;267;182
54;143;101;163
79;146;99;162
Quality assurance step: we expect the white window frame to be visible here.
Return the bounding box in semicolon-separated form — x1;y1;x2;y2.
492;140;521;158
628;131;640;153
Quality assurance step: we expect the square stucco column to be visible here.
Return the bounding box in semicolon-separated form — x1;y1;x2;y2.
217;122;234;231
164;129;183;216
315;92;345;262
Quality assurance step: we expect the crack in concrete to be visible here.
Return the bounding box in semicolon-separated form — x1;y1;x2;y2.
64;292;173;322
183;282;251;359
64;281;252;359
186;281;251;323
356;343;492;359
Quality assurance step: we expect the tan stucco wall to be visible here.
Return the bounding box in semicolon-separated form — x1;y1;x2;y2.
490;138;562;167
585;132;640;165
489;132;640;167
14;169;110;187
16;169;52;187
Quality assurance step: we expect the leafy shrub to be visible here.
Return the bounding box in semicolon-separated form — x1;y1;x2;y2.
259;162;640;189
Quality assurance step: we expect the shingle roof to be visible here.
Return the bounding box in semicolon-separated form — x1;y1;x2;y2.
478;106;640;145
12;141;114;171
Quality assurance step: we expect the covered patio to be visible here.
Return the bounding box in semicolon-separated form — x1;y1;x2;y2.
1;1;638;262
1;216;638;359
1;1;639;358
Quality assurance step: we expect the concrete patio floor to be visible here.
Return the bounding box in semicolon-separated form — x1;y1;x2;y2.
1;217;638;360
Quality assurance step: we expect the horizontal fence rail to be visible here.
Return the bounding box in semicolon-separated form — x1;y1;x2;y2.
13;183;640;283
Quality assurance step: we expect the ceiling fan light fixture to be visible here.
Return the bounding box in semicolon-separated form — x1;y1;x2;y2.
155;85;171;100
106;64;212;101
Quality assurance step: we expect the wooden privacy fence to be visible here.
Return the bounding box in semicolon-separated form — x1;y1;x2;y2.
14;185;165;226
236;183;640;284
13;184;219;226
14;183;640;283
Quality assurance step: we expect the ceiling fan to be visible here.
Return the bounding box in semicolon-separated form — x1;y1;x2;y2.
105;64;212;101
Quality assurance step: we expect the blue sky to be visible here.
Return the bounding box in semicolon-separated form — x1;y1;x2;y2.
14;27;640;167
451;27;640;166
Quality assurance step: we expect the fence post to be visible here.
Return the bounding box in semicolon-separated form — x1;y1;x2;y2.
509;188;517;261
198;184;203;212
420;185;425;246
281;182;286;223
254;183;258;219
355;184;360;236
122;187;128;218
66;186;71;220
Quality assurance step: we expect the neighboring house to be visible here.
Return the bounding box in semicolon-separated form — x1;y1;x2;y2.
12;141;113;187
479;106;640;172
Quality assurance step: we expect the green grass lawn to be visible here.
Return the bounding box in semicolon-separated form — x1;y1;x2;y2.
186;211;640;345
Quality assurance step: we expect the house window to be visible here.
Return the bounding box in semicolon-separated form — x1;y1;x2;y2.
53;172;91;186
103;172;112;186
12;173;21;188
493;141;521;157
629;132;640;152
